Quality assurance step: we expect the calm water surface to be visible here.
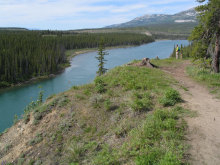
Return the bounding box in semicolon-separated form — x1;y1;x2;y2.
0;40;189;132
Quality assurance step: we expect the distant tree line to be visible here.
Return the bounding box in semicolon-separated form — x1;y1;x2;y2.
152;33;189;40
0;31;154;87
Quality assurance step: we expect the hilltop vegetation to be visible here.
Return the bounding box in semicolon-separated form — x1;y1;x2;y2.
189;0;220;73
0;60;190;165
0;31;153;88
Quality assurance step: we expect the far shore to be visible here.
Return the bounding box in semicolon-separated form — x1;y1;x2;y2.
66;45;139;60
0;44;150;91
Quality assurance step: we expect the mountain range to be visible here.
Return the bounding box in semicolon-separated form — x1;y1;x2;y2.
106;8;197;28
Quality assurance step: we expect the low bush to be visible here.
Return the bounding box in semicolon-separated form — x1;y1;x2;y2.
57;95;70;108
94;77;106;93
0;81;11;88
92;145;119;165
68;139;97;163
131;92;152;112
4;144;13;153
122;107;186;165
29;133;43;146
160;88;182;106
187;66;220;86
13;114;19;125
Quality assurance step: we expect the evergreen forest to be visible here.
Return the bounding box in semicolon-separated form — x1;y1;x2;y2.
0;31;154;87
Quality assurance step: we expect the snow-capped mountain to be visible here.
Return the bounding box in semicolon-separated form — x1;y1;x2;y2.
106;8;197;28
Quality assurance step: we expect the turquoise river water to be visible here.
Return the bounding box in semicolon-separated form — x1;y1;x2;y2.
0;40;189;132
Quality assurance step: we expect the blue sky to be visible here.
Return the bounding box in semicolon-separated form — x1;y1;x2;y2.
0;0;199;30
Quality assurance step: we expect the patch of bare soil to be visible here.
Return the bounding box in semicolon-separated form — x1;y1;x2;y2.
161;60;220;165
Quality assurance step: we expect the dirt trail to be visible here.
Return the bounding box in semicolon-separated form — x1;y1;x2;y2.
161;60;220;165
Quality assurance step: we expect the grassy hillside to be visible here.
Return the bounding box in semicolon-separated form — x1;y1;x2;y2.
0;59;191;165
186;62;220;98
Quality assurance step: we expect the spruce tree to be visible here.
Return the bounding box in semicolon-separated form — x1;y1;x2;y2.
96;39;108;76
171;45;176;58
190;0;220;72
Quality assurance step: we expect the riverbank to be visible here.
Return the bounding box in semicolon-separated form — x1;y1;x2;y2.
65;45;138;59
0;72;61;92
0;59;190;164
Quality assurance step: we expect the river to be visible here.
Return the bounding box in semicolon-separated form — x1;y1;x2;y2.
0;40;189;132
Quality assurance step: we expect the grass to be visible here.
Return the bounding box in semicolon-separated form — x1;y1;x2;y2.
151;58;184;68
0;62;191;164
29;133;43;146
160;88;182;106
121;106;188;165
131;92;153;112
64;65;188;164
186;65;220;98
91;106;189;165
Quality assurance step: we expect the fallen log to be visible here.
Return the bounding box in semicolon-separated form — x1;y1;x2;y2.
140;58;158;68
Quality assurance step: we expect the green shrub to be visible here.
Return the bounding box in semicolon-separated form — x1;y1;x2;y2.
34;111;43;121
83;89;92;96
70;163;79;165
29;133;43;146
46;94;56;101
103;99;118;111
75;94;86;100
17;158;25;165
23;113;30;124
28;159;35;165
13;114;19;125
131;92;152;112
187;65;220;96
122;107;186;165
135;148;163;165
22;89;45;124
68;140;97;163
160;89;182;106
104;99;112;111
4;144;13;153
94;77;106;93
92;145;119;165
71;85;80;90
0;81;11;88
115;123;132;138
57;95;70;108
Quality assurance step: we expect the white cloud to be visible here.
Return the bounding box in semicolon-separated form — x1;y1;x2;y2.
0;0;198;29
